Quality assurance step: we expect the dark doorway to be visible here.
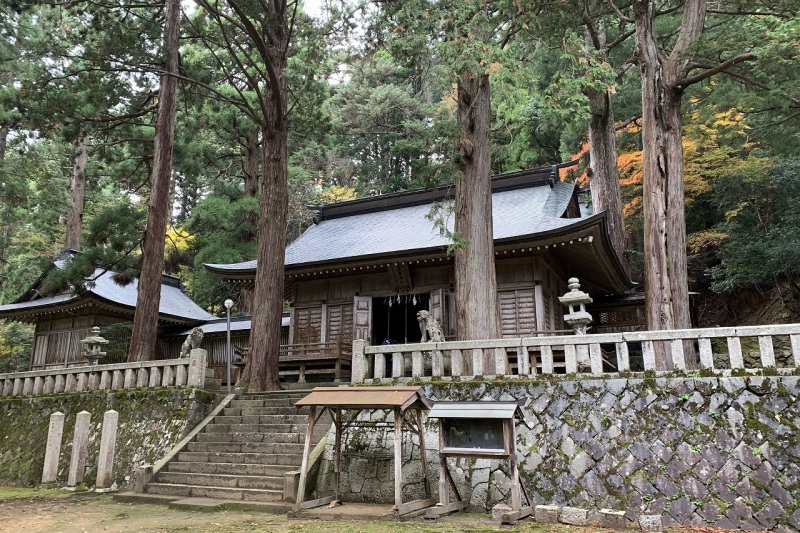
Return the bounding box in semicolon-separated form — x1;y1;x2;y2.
372;293;430;345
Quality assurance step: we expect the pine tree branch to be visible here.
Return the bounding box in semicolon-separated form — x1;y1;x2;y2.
676;53;757;88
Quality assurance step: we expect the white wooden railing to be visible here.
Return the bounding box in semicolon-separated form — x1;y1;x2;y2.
0;350;207;398
351;324;800;383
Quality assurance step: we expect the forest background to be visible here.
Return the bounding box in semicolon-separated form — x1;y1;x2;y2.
1;0;799;372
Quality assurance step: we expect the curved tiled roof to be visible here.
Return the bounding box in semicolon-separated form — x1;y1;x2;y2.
0;268;214;323
207;180;582;273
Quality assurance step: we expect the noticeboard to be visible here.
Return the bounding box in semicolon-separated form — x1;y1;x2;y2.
441;417;509;455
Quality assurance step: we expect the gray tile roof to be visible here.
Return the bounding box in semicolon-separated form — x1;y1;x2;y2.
167;315;290;337
208;180;581;271
0;268;214;323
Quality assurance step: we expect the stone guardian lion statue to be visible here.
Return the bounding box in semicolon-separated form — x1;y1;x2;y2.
417;310;445;343
180;327;204;358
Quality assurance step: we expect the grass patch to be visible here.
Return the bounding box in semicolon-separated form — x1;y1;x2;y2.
0;486;68;500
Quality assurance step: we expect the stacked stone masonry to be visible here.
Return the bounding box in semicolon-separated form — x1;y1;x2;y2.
317;375;800;531
0;389;214;488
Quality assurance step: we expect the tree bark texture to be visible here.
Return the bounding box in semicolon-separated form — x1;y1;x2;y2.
239;7;289;392
584;22;627;272
127;0;181;362
0;125;9;288
243;130;259;198
65;135;89;251
633;0;705;367
454;69;501;355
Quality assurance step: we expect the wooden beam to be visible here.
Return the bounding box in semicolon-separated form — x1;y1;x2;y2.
416;408;431;499
501;505;533;524
425;500;469;518
395;497;437;517
294;405;316;510
334;408;342;502
394;406;403;509
297;495;336;510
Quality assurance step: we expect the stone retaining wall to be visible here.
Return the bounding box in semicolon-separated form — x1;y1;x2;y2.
0;388;215;488
316;375;800;531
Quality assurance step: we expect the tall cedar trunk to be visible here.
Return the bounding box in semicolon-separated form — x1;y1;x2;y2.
243;130;259;198
454;69;501;358
240;20;289;392
0;125;9;287
65;135;89;251
240;130;259;248
633;0;704;368
127;0;181;362
584;22;627;271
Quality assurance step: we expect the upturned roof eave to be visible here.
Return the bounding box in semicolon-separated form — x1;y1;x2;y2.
207;213;633;293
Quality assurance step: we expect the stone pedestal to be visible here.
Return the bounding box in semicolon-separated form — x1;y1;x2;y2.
95;410;119;489
42;412;65;483
67;411;91;487
535;505;559;523
187;349;207;388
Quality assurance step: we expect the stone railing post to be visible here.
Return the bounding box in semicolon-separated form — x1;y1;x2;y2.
352;339;367;384
42;412;65;483
187;348;207;388
96;410;119;490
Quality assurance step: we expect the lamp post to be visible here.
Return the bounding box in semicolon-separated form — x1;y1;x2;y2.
224;299;234;393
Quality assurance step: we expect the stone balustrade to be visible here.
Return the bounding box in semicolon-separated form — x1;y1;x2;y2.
0;349;207;397
352;324;800;383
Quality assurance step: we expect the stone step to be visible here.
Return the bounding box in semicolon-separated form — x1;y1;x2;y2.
222;407;311;416
167;461;295;477
239;390;311;398
186;441;305;454
195;432;304;444
204;423;304;434
156;472;284;491
146;483;283;502
212;414;310;425
177;451;302;466
168;497;292;514
229;398;306;408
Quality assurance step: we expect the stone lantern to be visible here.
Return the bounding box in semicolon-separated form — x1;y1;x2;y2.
559;277;593;335
81;326;109;365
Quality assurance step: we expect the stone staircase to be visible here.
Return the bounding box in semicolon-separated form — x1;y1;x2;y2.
140;390;316;510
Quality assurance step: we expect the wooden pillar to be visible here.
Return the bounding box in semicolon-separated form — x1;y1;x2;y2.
509;419;521;511
416;408;431;499
394;407;403;509
295;405;317;509
334;408;342;502
438;420;449;506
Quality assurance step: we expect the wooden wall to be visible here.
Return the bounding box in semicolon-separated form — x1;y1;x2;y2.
289;253;571;345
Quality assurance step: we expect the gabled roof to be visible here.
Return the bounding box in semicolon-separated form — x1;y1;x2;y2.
428;401;524;420
205;164;633;294
206;165;587;272
295;386;431;411
0;261;215;325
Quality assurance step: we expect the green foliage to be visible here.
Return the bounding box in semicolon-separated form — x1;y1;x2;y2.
0;321;33;373
707;158;800;295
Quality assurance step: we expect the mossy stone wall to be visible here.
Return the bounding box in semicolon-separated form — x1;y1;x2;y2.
317;375;799;531
0;388;215;488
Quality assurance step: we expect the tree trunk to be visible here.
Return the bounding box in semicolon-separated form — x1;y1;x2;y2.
241;129;259;245
584;22;627;271
241;22;289;393
0;125;9;288
454;69;501;355
243;130;259;198
127;0;181;363
633;0;704;367
65;134;89;251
